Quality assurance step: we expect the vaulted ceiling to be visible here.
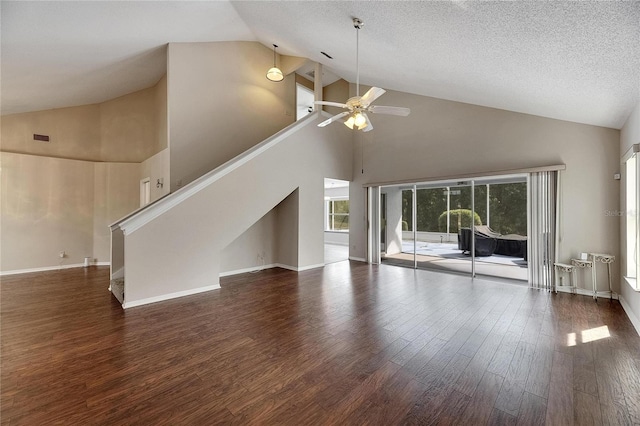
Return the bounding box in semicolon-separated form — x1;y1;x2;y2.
2;1;638;129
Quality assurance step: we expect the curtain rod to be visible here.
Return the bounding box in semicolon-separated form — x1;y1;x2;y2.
362;164;566;188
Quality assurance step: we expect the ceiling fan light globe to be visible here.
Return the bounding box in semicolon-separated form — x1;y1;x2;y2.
266;67;284;82
354;112;367;127
344;116;356;129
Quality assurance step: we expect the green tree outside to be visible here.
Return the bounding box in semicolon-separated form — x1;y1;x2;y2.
401;183;527;236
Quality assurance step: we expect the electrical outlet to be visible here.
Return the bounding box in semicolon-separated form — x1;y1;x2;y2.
59;251;66;258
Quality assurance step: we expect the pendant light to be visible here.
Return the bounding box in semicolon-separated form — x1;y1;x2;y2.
266;44;284;82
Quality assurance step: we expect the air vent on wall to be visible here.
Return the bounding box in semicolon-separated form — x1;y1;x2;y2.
33;134;50;142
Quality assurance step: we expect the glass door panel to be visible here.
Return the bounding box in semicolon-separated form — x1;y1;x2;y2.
416;181;473;276
472;178;528;281
380;185;415;268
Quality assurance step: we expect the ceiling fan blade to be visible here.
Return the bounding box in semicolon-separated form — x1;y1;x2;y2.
361;113;373;132
317;111;350;127
369;105;411;116
360;87;386;107
313;101;348;108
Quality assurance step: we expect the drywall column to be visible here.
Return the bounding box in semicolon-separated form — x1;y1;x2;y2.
383;187;404;255
314;62;323;110
297;177;325;269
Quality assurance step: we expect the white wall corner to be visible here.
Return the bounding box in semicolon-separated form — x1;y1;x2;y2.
619;295;640;336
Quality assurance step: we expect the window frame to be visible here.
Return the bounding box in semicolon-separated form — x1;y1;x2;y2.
326;197;349;232
623;145;639;290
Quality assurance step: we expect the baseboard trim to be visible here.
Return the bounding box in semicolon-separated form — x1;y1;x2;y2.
555;286;619;300
220;262;325;277
619;295;640;336
1;263;82;276
123;283;221;309
219;264;277;277
1;262;112;276
274;263;325;272
349;256;367;263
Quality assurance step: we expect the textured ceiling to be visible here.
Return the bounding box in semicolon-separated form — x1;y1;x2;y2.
2;1;639;129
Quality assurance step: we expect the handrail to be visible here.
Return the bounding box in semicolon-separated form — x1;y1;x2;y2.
110;111;327;235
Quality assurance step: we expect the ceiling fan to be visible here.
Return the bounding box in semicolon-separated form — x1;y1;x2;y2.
315;18;410;132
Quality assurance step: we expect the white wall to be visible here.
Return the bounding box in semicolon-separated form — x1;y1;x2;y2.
620;101;640;333
122;116;351;305
167;42;296;191
220;209;278;274
275;189;300;268
350;86;621;292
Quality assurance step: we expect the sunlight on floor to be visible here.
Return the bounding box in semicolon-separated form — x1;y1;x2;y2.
581;325;611;343
566;325;610;346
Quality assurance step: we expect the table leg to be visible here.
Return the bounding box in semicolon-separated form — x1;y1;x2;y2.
592;264;597;301
607;262;612;300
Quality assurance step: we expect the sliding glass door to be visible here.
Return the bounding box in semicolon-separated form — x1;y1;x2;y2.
414;181;474;276
377;174;528;282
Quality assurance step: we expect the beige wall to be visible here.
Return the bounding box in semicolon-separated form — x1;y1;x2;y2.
93;162;140;263
620;101;640;330
350;86;621;291
1;152;95;271
296;74;313;91
1;77;167;163
0;152;141;272
167;41;296;190
99;86;155;162
1;105;102;160
1;76;168;273
323;79;349;117
140;148;170;204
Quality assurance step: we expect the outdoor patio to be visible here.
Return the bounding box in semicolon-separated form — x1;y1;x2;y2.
382;240;528;281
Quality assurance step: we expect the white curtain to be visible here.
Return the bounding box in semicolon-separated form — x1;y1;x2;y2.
528;171;559;290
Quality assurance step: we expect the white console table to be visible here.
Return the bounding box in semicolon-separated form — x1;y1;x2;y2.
571;258;594;298
587;253;615;301
553;263;576;294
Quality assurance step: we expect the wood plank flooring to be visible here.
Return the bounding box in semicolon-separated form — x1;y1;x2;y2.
2;262;640;425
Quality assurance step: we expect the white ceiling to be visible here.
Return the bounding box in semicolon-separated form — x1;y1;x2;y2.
2;1;639;129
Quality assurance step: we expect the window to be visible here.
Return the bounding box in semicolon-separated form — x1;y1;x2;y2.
327;199;349;231
625;150;639;288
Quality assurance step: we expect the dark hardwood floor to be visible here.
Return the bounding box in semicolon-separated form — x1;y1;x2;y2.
2;262;640;425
